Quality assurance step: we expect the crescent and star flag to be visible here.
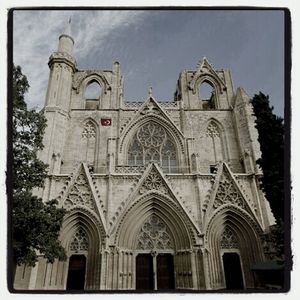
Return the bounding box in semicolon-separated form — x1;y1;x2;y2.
100;118;112;126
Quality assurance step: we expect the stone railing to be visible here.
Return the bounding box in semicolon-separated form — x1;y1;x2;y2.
123;102;143;108
157;101;178;108
115;165;190;174
115;166;146;173
123;101;178;109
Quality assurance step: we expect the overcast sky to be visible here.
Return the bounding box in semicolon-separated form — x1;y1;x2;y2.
13;9;285;116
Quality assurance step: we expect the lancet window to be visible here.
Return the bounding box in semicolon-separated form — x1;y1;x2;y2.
84;81;102;109
128;122;177;172
205;121;225;166
198;80;216;109
81;120;96;167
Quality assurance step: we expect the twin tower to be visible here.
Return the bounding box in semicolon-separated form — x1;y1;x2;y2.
14;29;275;291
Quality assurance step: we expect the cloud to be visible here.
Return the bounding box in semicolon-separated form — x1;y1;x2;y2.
13;10;145;109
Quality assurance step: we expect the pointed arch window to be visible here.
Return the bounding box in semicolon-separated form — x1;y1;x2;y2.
84;81;102;109
128;122;178;172
81;120;96;166
206;121;225;166
199;80;216;109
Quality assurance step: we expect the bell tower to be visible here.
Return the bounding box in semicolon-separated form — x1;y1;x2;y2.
40;21;76;174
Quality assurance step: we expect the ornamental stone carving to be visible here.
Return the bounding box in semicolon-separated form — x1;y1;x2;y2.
128;121;177;171
220;227;239;249
139;169;168;194
63;173;95;210
136;215;173;250
206;122;220;138
69;227;89;252
82;121;96;139
214;172;245;209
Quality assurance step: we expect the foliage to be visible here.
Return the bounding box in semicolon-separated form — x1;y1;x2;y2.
251;92;284;222
12;65;66;266
251;92;285;259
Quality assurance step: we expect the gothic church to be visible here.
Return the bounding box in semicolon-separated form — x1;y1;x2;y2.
14;29;275;291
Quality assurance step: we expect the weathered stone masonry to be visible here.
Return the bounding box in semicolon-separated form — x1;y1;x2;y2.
14;29;275;291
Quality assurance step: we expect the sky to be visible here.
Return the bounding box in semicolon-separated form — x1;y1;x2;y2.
13;9;285;116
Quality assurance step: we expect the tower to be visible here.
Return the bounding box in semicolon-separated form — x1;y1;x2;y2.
13;31;275;291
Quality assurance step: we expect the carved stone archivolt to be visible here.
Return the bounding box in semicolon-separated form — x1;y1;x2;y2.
136;215;173;250
73;70;111;94
119;114;185;156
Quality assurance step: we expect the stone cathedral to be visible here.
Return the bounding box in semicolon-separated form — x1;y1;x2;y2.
14;30;275;291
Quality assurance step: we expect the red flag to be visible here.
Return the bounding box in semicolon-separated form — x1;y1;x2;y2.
100;118;112;126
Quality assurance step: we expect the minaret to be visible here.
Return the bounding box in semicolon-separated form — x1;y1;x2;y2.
40;20;76;176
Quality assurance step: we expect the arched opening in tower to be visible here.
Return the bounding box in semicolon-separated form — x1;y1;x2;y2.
198;81;216;109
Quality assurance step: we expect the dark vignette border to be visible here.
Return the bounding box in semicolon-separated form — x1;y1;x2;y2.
6;6;292;294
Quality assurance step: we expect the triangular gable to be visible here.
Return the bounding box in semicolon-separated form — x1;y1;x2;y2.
109;163;201;235
58;162;107;233
189;57;226;93
119;96;185;154
204;162;263;229
122;96;185;139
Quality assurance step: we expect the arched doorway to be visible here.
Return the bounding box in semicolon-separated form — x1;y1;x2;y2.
66;255;86;290
135;215;175;290
113;193;198;290
222;252;244;289
135;253;175;291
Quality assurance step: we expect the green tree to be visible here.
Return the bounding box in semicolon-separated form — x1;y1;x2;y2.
12;65;66;268
251;92;284;222
251;92;284;258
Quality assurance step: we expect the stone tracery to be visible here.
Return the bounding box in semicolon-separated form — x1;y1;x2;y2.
206;122;220;138
63;173;95;210
82;121;96;139
136;215;173;250
220;227;239;249
214;172;245;209
128;121;177;172
69;227;89;252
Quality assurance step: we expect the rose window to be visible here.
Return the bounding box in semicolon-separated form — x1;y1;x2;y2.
128;122;177;172
136;216;173;250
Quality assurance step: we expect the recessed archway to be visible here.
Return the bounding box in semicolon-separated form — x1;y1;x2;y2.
205;206;264;289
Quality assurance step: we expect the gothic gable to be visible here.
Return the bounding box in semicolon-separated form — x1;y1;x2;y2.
204;162;262;229
189;57;226;94
58;162;107;233
109;163;201;240
119;96;185;155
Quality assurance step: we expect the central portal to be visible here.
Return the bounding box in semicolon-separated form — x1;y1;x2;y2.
136;253;175;290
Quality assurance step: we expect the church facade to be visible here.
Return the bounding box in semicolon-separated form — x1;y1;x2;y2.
14;31;275;291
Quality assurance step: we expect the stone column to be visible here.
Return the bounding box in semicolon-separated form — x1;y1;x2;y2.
151;251;158;290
